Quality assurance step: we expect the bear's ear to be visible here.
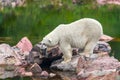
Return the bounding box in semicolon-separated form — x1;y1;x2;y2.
48;38;52;43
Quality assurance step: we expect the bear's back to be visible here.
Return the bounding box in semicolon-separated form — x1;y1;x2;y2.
57;18;103;48
69;18;103;33
58;18;103;37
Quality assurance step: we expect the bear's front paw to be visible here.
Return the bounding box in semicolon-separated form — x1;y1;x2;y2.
80;53;90;57
83;56;91;61
61;59;71;64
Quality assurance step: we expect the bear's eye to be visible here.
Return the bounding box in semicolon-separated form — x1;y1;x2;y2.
48;39;52;43
43;43;46;45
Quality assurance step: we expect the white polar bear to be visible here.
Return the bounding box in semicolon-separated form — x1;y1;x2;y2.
41;18;103;63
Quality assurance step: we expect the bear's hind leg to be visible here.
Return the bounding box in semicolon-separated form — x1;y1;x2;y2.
83;41;97;58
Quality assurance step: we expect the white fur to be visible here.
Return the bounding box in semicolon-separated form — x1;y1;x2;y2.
41;18;103;63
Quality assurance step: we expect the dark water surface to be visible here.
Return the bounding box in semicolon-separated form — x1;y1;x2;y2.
109;40;120;61
0;70;77;80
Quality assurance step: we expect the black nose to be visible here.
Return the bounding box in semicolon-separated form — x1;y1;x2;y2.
38;43;48;57
41;48;47;56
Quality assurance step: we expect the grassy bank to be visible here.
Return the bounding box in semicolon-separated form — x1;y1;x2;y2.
0;1;120;45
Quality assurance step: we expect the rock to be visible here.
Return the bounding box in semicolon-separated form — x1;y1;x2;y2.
0;44;16;65
93;41;111;54
49;73;56;77
0;44;19;79
0;37;33;79
0;69;17;79
23;72;33;76
30;63;42;73
77;55;120;79
99;34;113;42
97;0;120;5
26;44;63;66
16;37;33;52
29;63;42;77
83;72;116;80
51;55;80;71
15;67;33;77
51;70;77;80
40;71;49;78
0;0;26;9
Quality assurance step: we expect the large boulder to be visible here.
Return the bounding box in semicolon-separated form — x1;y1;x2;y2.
0;43;19;79
76;55;120;80
0;37;32;79
51;55;79;71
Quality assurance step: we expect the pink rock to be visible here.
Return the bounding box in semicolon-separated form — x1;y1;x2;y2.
40;71;49;77
97;0;120;5
16;67;33;77
85;72;116;80
99;34;113;42
77;55;120;79
23;72;33;76
97;0;107;5
16;37;33;52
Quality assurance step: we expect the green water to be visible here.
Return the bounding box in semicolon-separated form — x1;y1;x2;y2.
109;41;120;60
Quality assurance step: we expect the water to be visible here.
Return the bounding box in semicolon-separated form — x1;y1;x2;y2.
109;40;120;61
0;70;77;80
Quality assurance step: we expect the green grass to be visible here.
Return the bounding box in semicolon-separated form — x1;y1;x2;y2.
0;1;120;45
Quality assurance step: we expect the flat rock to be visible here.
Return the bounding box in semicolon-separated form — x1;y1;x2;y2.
50;55;80;71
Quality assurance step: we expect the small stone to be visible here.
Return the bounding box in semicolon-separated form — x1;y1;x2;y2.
49;73;56;77
40;71;49;77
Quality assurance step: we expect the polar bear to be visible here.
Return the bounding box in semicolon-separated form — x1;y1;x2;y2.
41;18;103;63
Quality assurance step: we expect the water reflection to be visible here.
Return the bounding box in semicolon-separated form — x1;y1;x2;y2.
0;70;76;80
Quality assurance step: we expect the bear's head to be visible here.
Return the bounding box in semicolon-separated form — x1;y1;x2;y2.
41;37;58;47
